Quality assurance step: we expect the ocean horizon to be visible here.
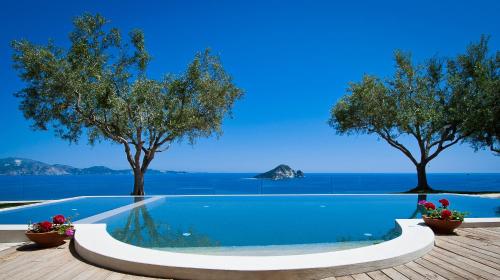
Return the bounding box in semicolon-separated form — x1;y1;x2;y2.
1;173;499;201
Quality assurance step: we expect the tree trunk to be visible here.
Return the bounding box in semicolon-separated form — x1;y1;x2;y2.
417;193;428;203
415;163;431;192
132;169;145;196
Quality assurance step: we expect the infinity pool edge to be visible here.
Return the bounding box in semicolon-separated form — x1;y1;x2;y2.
74;219;435;279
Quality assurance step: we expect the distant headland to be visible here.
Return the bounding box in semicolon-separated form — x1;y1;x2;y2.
254;164;304;180
0;158;186;176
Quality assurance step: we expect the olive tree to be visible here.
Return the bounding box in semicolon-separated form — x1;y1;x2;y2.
459;42;499;155
329;37;498;192
11;14;243;195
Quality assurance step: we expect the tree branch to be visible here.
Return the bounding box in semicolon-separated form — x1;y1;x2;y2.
376;129;418;165
123;142;136;169
140;147;155;173
133;127;143;171
426;134;467;163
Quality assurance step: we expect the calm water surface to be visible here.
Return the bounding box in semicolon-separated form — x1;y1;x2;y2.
0;197;137;224
1;173;499;200
103;194;499;255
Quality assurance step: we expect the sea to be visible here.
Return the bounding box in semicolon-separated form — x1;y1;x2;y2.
1;173;499;201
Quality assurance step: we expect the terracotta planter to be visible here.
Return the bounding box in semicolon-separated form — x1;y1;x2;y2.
25;231;67;247
422;215;462;234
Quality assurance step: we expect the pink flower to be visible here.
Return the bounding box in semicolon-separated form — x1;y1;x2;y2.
65;228;75;236
418;200;427;205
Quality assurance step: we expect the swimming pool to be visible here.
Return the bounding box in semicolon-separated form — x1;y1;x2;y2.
101;194;499;255
1;194;498;255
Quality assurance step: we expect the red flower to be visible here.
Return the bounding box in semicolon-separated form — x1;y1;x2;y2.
424;202;436;210
441;209;452;219
52;214;66;224
438;199;449;208
38;221;53;232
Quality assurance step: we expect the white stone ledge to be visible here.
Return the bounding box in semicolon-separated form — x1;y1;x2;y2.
74;219;434;280
0;196;81;213
75;196;162;224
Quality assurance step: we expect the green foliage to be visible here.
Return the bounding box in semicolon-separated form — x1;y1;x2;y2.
419;199;467;221
11;13;243;192
422;207;467;222
329;36;498;173
452;39;499;154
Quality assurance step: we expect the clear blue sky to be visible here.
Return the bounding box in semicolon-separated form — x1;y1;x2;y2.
1;0;499;172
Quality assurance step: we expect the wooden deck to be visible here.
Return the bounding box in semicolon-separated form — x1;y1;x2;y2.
0;227;499;280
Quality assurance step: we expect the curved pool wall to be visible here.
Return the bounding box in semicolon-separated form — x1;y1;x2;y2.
74;217;500;279
75;219;435;279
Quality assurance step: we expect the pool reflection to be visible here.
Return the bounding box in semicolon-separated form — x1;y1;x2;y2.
111;201;219;248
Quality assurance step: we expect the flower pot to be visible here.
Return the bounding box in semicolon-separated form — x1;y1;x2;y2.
25;231;67;247
422;215;462;234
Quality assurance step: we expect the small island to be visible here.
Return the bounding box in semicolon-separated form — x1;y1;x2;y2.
254;164;304;180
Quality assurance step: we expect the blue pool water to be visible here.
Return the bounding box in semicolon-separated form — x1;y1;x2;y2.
1;173;499;200
102;194;499;255
0;197;138;224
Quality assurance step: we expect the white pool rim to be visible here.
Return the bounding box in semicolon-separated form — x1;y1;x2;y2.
75;219;437;280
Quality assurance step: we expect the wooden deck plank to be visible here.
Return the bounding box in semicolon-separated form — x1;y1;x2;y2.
336;276;355;280
438;235;500;259
0;245;50;268
438;234;500;254
404;261;448;280
428;250;498;279
381;268;410;280
484;227;500;233
421;254;483;280
458;227;500;239
45;258;87;280
22;252;78;280
455;228;500;246
0;245;68;275
351;273;372;280
366;270;392;280
435;238;500;267
52;260;95;280
104;273;127;280
5;254;73;280
66;262;102;280
0;245;26;260
413;258;466;280
432;246;500;274
393;265;427;280
463;227;500;239
473;227;500;236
